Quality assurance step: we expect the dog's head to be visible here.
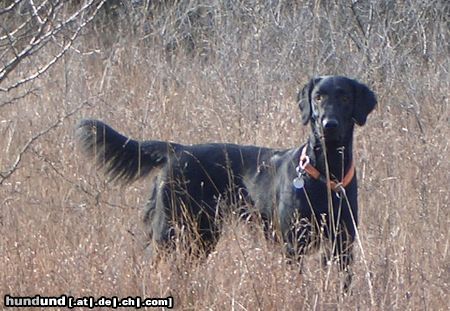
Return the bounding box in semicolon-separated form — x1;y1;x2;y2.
298;76;377;144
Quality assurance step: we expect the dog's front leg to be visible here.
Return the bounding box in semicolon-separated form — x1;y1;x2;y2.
321;229;354;293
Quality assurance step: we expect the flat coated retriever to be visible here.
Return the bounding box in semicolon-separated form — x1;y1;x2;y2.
76;75;376;290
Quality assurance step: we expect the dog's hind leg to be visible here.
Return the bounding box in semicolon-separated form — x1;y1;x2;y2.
142;181;177;265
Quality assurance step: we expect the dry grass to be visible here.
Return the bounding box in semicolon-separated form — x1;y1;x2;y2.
1;1;448;310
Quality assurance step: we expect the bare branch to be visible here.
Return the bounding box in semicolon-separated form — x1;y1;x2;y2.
0;87;38;107
28;0;45;25
0;0;107;93
0;3;58;83
1;1;106;92
31;147;127;210
0;100;90;185
0;0;23;15
0;1;49;41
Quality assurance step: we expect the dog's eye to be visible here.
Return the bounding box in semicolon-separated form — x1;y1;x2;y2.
315;94;322;102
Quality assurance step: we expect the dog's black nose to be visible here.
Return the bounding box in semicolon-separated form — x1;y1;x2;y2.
322;118;339;129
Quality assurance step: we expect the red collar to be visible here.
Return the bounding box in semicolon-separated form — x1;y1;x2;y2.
299;146;355;192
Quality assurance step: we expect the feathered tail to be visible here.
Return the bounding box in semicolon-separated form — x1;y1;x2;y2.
76;119;172;183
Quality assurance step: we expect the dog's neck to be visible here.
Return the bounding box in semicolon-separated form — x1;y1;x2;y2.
306;127;354;180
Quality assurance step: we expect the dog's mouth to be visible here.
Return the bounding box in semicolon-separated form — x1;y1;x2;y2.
322;128;342;143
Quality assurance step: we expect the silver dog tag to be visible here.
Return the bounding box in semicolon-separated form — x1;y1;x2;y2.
293;177;305;189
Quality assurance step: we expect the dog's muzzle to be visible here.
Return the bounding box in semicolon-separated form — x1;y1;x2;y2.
321;117;341;141
322;118;339;129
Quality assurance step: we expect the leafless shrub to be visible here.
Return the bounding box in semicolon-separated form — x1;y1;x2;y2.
0;0;448;309
0;0;106;182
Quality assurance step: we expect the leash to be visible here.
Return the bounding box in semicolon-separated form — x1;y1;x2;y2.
293;145;355;197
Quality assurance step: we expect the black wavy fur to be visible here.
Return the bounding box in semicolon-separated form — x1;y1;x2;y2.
76;119;172;183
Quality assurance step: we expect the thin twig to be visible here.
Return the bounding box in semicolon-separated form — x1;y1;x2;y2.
231;224;263;311
31;147;127;210
0;87;38;107
0;101;88;185
343;193;375;306
0;0;106;90
0;0;22;15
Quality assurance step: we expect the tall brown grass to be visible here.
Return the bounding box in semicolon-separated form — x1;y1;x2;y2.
1;1;448;309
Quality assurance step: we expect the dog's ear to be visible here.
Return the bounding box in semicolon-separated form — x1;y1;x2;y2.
298;78;320;125
352;80;377;126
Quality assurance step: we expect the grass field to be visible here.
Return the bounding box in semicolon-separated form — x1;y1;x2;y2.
1;1;448;309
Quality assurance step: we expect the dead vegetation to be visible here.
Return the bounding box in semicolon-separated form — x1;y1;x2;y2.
1;0;448;309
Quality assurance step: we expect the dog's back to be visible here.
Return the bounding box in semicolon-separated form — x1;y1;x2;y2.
76;119;283;250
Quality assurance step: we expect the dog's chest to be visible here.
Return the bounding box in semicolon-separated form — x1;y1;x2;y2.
283;177;345;217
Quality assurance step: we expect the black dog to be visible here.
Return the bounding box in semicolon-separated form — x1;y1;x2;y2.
77;75;376;288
